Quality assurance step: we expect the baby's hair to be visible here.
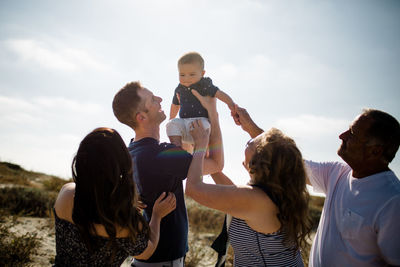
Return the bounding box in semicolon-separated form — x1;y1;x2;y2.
178;52;204;69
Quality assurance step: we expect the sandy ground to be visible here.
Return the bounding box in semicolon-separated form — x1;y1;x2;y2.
5;215;313;267
6;216;56;266
5;216;218;267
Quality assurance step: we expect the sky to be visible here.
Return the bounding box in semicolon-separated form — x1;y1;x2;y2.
0;0;399;190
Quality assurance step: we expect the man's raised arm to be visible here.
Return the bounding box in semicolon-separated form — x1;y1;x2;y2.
232;104;263;138
191;90;224;175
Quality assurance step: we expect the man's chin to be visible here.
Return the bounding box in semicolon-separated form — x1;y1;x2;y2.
160;113;167;122
337;143;346;156
338;150;351;165
337;147;345;159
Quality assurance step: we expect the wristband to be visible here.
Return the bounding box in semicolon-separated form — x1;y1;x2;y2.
193;149;207;157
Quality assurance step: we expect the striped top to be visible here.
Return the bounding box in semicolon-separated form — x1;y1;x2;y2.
228;217;304;267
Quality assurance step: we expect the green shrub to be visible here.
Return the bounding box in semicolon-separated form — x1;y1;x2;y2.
309;208;322;230
0;222;39;266
2;162;22;171
186;197;224;234
0;162;31;186
185;238;209;267
309;195;324;230
42;176;69;192
0;187;57;217
310;195;325;209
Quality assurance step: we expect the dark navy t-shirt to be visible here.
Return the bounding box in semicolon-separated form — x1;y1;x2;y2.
172;77;219;118
128;138;192;262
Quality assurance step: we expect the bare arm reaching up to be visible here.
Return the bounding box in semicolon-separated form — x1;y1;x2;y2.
191;90;224;175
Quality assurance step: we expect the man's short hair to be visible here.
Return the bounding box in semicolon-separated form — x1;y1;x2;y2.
178;52;204;69
112;81;143;129
363;108;400;163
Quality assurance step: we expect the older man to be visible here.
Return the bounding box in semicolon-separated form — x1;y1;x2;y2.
306;109;400;266
233;107;400;266
112;82;223;267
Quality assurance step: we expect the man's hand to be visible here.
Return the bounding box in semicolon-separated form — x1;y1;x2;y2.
191;90;217;114
231;104;241;126
233;105;263;138
189;119;210;152
191;88;224;174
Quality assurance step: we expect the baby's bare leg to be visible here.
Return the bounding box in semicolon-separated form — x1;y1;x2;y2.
169;136;183;147
182;143;194;154
169;136;195;153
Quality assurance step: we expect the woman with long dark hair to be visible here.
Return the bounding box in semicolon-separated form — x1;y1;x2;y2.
53;128;176;266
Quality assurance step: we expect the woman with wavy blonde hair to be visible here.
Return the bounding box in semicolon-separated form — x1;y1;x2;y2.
185;93;311;266
248;128;311;253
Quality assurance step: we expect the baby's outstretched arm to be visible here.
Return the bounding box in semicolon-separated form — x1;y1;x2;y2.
215;90;235;111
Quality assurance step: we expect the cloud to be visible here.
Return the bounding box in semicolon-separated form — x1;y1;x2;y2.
276;53;340;90
32;97;102;114
241;53;340;91
0;95;107;178
0;95;103;126
275;114;348;138
215;63;239;80
0;95;43;124
0;95;38;112
213;53;341;102
0;132;81;178
4;39;108;72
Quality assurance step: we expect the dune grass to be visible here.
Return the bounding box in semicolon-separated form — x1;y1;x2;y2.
0;161;324;266
0;214;40;266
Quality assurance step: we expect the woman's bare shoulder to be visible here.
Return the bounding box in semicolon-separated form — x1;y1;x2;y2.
246;186;281;234
54;182;75;223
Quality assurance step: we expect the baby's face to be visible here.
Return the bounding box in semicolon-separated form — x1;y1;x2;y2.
178;62;205;87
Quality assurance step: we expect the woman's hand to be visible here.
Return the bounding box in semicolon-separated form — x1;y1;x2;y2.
136;199;147;213
135;192;176;260
152;192;176;219
189;119;209;152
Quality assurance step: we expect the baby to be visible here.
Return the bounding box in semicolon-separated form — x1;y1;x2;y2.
166;52;235;149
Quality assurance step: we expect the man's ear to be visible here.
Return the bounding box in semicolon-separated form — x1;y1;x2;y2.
136;112;146;123
202;70;205;76
370;145;384;159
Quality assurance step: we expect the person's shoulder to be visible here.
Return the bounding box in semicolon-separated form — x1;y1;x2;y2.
337;161;352;173
305;160;351;173
159;142;189;153
159;141;174;148
157;142;192;160
59;182;76;197
201;77;219;95
201;77;215;87
250;185;278;208
383;171;400;194
175;84;183;92
376;173;400;214
54;182;75;222
130;138;158;151
130;140;162;166
132;140;189;159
